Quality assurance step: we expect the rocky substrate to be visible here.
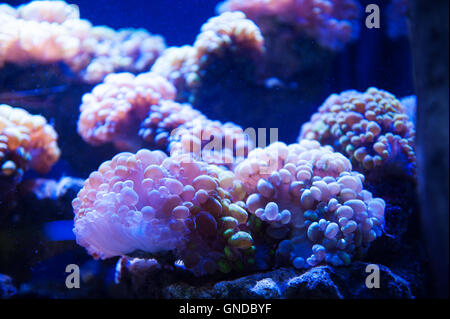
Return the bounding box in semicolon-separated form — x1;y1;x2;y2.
115;257;421;299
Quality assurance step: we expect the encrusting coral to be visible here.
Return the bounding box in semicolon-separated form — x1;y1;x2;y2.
299;88;416;179
0;0;165;83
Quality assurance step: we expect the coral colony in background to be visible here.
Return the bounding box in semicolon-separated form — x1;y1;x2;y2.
0;104;60;209
0;0;422;298
0;1;165;84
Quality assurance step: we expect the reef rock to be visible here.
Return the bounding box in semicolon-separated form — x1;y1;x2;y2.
115;258;415;299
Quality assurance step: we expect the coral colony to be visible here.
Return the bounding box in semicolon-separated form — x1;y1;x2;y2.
299;88;416;180
0;1;416;279
0;1;165;84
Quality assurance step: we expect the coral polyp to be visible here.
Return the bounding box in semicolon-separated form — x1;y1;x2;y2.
195;11;265;61
235;140;352;193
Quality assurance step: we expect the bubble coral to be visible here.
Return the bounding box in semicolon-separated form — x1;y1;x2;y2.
386;0;410;39
217;0;361;51
168;117;255;168
0;1;165;83
299;88;416;178
235;140;385;268
77;72;177;149
151;11;264;98
72;149;254;276
235;140;351;193
400;95;417;125
0;104;60;183
195;11;265;60
138;100;207;150
148;46;198;98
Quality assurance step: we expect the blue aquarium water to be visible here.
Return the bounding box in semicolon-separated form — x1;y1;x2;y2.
0;0;448;302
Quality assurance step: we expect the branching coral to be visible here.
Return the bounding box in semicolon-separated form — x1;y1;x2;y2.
0;1;165;83
72;149;253;276
151;11;264;100
299;88;416;179
235;140;385;268
0;104;60;183
217;0;361;51
77;72;177;149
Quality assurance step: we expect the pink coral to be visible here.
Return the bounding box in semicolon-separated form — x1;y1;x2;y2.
299;88;416;177
0;103;60;180
168;117;255;168
195;11;265;58
73;141;386;274
77;72;176;150
235;140;351;193
151;11;264;95
217;0;361;50
236;140;385;268
72;149;253;275
150;46;199;96
78;75;255;167
0;1;165;83
72;150;184;258
139;100;207;149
